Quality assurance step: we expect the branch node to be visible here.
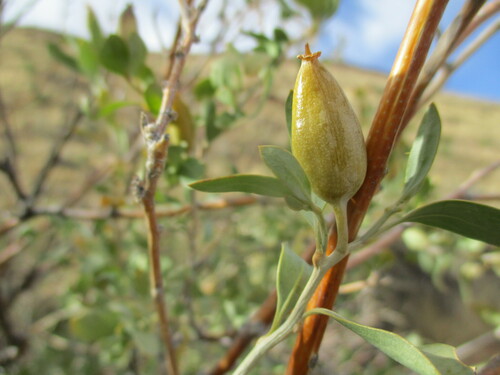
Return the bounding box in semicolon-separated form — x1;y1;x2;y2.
131;176;146;202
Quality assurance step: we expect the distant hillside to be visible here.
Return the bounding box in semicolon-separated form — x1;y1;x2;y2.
1;27;499;204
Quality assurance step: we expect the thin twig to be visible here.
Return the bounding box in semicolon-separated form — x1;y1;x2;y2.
455;0;500;47
0;241;26;267
28;109;84;205
446;160;500;199
135;2;209;374
0;293;27;366
0;0;40;38
0;196;259;237
478;354;500;375
0;89;17;161
164;20;183;81
63;129;144;208
458;329;500;366
401;0;487;126
0;218;19;237
418;18;500;107
0;157;27;200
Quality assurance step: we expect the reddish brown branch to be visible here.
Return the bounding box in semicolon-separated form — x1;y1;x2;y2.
0;196;259;237
286;1;450;373
136;2;209;373
140;150;179;375
209;292;277;375
479;355;500;375
403;0;488;124
207;1;496;370
456;0;500;47
458;330;500;366
208;161;499;374
419;18;500;107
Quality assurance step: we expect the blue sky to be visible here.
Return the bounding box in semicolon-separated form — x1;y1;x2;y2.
5;0;499;101
319;0;500;102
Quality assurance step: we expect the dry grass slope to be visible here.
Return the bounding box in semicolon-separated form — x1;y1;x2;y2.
1;28;499;208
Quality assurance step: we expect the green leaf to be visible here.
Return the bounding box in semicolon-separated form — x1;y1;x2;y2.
189;174;290;198
284;195;310;211
135;65;156;87
204;100;218;142
47;42;79;72
295;0;339;20
216;86;238;107
307;308;440;375
127;32;147;76
130;331;160;356
285;90;293;136
259;146;312;206
69;309;119;342
118;4;137;40
100;34;130;76
86;6;103;48
274;28;289;42
270;243;312;333
75;38;100;78
210;51;243;91
98;101;134;118
421;344;474;375
144;83;162;115
402;104;441;201
400;200;500;246
205;109;241;142
194;78;216;100
179;157;205;181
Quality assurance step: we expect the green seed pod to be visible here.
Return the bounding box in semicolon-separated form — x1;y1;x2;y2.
291;44;367;204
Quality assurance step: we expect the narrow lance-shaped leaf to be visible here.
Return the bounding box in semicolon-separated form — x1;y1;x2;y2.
86;5;104;48
402;103;441;201
127;33;148;76
118;4;137;40
100;35;130;76
269;243;312;333
75;39;100;79
144;83;162;115
285;90;293;136
47;43;79;72
420;344;474;375
189;174;290;198
307;308;441;375
259;145;312;206
399;200;500;246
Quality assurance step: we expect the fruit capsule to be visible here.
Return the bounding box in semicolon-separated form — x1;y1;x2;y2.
291;44;367;204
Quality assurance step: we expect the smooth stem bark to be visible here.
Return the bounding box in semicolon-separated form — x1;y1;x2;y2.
143;196;179;375
233;200;349;374
286;1;450;372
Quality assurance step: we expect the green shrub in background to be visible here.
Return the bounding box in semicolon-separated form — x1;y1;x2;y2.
0;1;499;374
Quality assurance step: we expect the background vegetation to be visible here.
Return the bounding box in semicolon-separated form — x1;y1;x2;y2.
0;1;499;374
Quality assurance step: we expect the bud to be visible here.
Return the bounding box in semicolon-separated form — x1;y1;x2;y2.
291;44;367;204
170;94;195;152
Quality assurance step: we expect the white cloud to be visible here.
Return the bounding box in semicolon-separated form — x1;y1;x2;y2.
3;0;177;50
357;0;414;55
323;0;414;68
4;0;306;54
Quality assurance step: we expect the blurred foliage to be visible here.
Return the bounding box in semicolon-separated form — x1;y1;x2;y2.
0;1;499;374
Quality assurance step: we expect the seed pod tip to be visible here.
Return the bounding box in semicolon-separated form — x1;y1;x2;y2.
297;43;321;62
